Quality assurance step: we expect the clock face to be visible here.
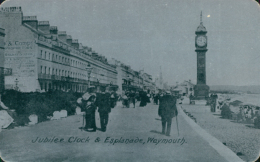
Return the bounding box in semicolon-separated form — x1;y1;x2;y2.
196;36;207;47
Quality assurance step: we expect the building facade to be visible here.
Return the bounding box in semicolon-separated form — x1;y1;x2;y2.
0;7;117;92
172;80;194;97
109;58;144;94
142;73;155;92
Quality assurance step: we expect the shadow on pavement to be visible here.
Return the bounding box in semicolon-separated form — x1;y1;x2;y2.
155;118;161;121
150;130;163;135
245;125;257;129
79;126;84;130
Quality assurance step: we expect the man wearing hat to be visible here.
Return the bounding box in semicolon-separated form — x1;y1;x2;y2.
158;91;178;136
78;86;97;132
97;86;114;132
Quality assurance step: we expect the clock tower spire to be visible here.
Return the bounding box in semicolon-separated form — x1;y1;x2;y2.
194;12;209;99
200;11;202;24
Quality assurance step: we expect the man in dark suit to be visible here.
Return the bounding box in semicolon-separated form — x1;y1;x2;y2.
129;90;136;108
97;87;114;132
158;91;178;136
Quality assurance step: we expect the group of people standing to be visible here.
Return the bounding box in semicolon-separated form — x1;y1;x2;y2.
77;86;117;132
78;87;178;136
121;90;151;108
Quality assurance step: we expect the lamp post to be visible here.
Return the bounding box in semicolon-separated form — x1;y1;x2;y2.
86;63;93;88
14;78;19;91
96;79;100;92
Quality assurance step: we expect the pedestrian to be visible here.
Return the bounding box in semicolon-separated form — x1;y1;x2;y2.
122;91;129;108
154;93;159;105
146;92;151;103
98;87;114;132
110;90;117;108
158;91;178;136
129;90;136;108
139;91;147;107
78;86;97;132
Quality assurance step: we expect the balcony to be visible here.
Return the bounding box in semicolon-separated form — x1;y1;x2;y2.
38;73;51;79
61;76;66;81
51;75;61;80
66;77;74;82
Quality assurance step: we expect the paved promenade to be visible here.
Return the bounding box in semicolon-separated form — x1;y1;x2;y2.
0;101;242;162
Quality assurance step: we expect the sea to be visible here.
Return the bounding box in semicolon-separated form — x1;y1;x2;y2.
218;93;260;106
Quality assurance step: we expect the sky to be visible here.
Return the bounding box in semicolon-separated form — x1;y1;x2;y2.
1;0;260;86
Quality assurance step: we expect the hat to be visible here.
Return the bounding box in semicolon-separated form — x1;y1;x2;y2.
166;91;171;94
82;93;92;100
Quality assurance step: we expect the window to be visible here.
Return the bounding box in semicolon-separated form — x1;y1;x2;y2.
62;57;64;63
52;69;54;75
45;52;46;59
56;55;58;61
48;67;51;74
59;70;61;76
52;54;54;61
44;66;47;74
62;70;64;76
56;69;58;75
40;50;42;58
65;71;67;76
40;66;43;73
49;53;50;60
59;56;61;62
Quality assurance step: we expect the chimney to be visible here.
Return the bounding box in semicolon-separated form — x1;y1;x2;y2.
58;31;67;42
72;39;79;49
38;21;50;34
22;16;38;29
66;35;72;46
50;26;58;35
1;7;23;26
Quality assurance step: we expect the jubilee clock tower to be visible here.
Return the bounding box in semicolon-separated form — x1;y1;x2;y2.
194;12;209;99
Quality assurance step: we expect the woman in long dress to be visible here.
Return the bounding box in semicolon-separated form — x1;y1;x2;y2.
139;91;147;107
79;93;97;132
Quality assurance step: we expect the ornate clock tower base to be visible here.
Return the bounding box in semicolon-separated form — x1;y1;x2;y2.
194;84;209;100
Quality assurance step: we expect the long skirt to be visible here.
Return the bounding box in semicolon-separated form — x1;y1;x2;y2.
85;112;96;130
139;100;147;107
